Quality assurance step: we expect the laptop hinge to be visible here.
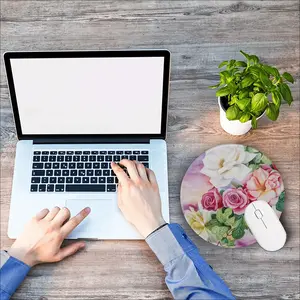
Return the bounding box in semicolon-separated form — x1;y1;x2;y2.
33;137;150;144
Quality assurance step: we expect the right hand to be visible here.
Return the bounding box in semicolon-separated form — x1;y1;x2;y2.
111;160;166;238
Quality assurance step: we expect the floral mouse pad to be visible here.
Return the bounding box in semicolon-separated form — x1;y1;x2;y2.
180;144;285;248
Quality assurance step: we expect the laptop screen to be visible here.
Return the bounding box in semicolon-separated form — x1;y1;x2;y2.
9;56;165;135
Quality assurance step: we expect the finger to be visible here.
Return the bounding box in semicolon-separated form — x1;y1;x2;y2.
146;168;159;187
54;242;85;262
60;207;91;237
111;162;130;185
44;206;61;221
136;162;148;181
36;208;50;220
52;207;71;227
119;159;139;181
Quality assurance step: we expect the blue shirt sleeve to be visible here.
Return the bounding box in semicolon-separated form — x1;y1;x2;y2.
146;223;235;299
0;252;30;299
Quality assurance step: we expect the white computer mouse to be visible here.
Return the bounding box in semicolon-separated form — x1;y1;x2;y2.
244;200;286;251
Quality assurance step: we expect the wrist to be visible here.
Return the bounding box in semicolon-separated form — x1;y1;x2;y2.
7;247;36;267
141;216;166;238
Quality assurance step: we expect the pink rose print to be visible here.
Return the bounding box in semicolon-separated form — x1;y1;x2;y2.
243;164;284;205
222;188;249;214
200;188;222;211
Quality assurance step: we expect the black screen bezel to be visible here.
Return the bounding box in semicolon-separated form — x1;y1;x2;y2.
4;50;170;141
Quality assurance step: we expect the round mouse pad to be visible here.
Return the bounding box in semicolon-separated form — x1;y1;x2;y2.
180;144;285;248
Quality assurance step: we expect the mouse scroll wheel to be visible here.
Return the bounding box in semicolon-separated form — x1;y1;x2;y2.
254;209;263;219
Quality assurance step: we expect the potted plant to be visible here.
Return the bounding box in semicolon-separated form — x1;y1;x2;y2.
210;50;295;135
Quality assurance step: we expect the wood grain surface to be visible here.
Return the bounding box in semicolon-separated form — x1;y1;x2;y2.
1;1;299;299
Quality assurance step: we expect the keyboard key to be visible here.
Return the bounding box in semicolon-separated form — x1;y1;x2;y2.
81;156;88;162
32;170;45;176
55;184;64;192
41;156;48;162
138;155;148;161
107;177;114;183
85;163;92;169
39;184;46;192
67;151;74;154
57;156;64;162
66;184;105;192
108;151;115;154
75;151;82;154
125;151;132;154
71;170;77;176
50;151;57;155
47;184;54;192
74;177;81;183
133;151;140;154
115;177;118;184
54;170;61;176
93;163;100;169
141;151;149;154
130;155;136;160
45;163;51;169
103;170;110;176
105;156;112;162
77;163;84;169
46;170;53;176
107;184;116;192
42;177;48;183
87;170;93;176
99;177;106;183
83;177;89;183
31;184;38;192
97;156;104;162
61;163;68;169
62;170;69;176
108;163;112;169
73;156;80;162
58;151;65;155
49;156;56;162
100;151;107;154
33;156;40;162
66;177;73;183
53;163;59;169
91;177;97;183
34;151;41;155
143;163;149;168
111;170;115;176
42;151;49;155
31;177;40;183
50;177;57;183
101;163;108;169
83;151;90;154
79;170;85;176
65;156;72;162
113;155;121;162
89;156;96;162
116;151;123;154
92;151;98;154
58;177;65;183
95;170;102;176
121;155;129;159
69;163;76;169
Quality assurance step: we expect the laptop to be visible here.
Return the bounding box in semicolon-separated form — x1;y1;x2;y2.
4;50;170;239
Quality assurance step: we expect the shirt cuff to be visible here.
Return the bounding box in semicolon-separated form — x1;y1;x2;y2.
0;252;31;297
146;223;194;266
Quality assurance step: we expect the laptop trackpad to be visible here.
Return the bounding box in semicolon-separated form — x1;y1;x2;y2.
66;199;112;239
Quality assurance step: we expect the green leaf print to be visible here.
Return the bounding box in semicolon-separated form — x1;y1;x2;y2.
212;226;230;240
232;225;245;239
205;219;222;230
245;146;259;153
276;191;285;212
227;240;235;247
260;154;272;165
224;216;235;227
216;208;233;224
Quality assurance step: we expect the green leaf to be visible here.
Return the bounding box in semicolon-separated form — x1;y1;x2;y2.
253;81;265;90
209;83;221;89
249;66;261;78
251;116;257;129
262;65;280;78
241;75;255;88
282;72;294;83
279;83;293;105
216;86;231;97
205;219;222;230
239;90;249;99
259;71;273;88
232;226;245;239
211;214;217;219
251;93;268;112
251;153;262;164
266;103;279;121
239;113;251;123
224;216;236;227
276;191;285;212
236;98;251;110
216;208;233;224
212;226;230;240
240;50;251;61
227;240;235;247
235;61;247;68
221;237;228;244
226;105;241;120
218;61;228;68
260;154;272;164
250;55;259;64
228;59;236;68
272;91;281;108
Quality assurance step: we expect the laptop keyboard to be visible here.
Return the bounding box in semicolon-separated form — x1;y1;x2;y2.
30;150;149;193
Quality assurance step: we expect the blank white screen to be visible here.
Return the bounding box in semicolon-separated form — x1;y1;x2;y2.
10;57;165;134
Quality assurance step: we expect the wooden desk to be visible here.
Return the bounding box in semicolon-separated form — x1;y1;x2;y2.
1;1;299;299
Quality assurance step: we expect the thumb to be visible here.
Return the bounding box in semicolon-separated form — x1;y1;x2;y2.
55;242;85;261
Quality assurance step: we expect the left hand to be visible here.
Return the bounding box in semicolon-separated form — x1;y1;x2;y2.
8;206;90;267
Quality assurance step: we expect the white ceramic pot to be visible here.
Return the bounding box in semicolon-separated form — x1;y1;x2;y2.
218;97;263;135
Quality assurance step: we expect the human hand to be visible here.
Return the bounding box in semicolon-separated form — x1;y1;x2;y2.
111;160;165;238
8;207;91;267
